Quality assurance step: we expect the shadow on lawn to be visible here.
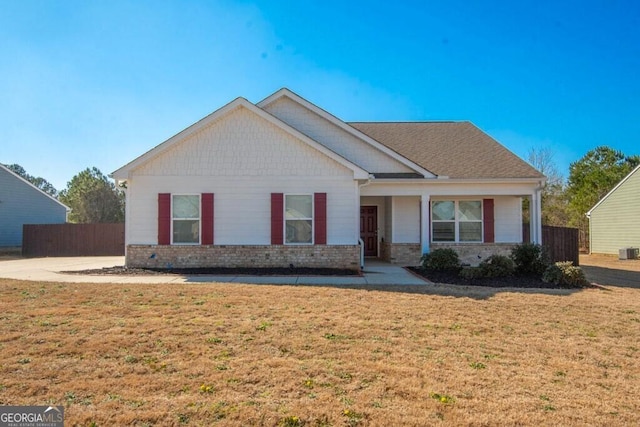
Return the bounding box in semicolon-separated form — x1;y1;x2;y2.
339;283;587;300
189;279;591;300
581;265;640;289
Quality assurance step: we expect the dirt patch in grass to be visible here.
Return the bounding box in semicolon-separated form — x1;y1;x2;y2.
1;279;639;426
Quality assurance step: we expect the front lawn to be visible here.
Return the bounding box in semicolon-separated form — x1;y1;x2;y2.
1;279;638;426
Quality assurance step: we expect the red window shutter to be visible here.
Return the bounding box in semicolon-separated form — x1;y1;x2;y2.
271;193;284;245
483;198;495;243
158;193;171;245
314;192;327;245
201;193;214;245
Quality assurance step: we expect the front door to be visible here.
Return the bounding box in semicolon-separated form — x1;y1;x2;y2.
360;206;378;257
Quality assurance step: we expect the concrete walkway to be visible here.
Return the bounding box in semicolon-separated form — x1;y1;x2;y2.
0;256;430;286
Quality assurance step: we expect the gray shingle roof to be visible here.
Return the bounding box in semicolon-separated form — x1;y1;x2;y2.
349;121;544;180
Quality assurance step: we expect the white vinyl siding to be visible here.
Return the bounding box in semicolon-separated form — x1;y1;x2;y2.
134;107;352;178
263;97;414;174
125;107;357;246
392;196;420;243
494;196;523;243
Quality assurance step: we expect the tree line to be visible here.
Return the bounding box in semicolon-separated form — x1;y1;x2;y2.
4;164;124;223
527;146;639;248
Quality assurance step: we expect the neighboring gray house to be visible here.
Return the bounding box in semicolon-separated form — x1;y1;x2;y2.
587;164;640;254
0;164;69;247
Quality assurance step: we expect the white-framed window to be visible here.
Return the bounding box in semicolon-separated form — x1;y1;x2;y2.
285;194;313;244
172;194;200;244
432;200;482;242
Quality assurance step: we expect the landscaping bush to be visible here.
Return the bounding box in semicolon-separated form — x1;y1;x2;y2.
459;267;483;281
421;248;460;271
510;243;551;276
542;261;590;288
478;255;516;278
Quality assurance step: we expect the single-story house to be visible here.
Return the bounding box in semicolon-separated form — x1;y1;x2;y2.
112;88;545;270
587;164;640;255
0;164;69;247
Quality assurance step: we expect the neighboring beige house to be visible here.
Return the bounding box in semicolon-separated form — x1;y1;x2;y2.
587;164;640;255
111;88;545;270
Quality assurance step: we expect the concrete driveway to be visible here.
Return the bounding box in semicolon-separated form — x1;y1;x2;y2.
0;256;430;286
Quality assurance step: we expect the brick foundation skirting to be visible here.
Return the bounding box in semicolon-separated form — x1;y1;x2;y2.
126;244;361;270
387;243;422;266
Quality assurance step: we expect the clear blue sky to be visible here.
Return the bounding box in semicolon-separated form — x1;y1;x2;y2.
2;0;639;191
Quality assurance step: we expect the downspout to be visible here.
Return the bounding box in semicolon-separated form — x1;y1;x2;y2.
357;176;374;270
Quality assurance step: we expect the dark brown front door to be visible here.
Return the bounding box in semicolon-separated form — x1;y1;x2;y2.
360;206;378;257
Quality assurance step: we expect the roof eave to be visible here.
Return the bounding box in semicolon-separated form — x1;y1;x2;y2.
111;96;370;181
370;177;546;185
0;164;70;211
587;163;640;216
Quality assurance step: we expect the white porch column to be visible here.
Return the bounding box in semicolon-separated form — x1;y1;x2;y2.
529;191;543;244
535;188;543;244
421;194;430;254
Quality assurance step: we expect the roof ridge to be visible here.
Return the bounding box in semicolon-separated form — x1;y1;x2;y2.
347;120;465;124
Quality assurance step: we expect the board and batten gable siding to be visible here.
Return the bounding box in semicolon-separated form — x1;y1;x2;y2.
0;167;67;246
126;106;358;246
262;97;415;174
589;167;640;254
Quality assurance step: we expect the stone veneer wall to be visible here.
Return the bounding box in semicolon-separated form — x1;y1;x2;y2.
387;243;422;266
126;245;360;270
431;243;516;267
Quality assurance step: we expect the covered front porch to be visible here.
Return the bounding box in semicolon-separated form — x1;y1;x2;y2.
359;181;543;266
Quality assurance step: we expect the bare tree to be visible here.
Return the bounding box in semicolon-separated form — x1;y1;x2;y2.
524;147;568;227
527;147;563;187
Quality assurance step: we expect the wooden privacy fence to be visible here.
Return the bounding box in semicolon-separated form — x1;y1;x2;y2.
22;223;125;257
523;224;580;266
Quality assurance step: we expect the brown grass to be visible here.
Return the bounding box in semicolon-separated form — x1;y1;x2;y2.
1;279;639;426
581;253;640;272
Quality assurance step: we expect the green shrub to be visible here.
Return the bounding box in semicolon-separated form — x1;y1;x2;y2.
421;248;460;271
478;255;515;278
542;261;590;288
511;243;551;276
459;267;483;281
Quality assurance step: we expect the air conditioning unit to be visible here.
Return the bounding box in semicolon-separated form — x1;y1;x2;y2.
618;247;639;260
